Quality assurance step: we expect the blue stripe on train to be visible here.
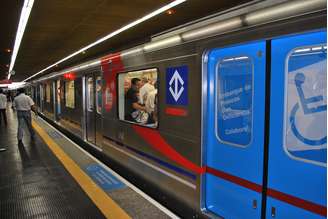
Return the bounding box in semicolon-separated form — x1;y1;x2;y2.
105;136;197;181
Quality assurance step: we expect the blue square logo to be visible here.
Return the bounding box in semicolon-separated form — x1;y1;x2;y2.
166;66;188;105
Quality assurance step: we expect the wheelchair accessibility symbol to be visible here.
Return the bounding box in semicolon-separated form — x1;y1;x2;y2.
290;73;327;146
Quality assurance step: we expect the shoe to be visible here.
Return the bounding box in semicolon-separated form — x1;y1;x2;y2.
18;140;23;145
31;135;35;141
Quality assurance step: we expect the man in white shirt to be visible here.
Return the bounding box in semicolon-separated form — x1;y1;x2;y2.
0;89;7;126
145;89;158;125
139;77;155;105
145;89;157;114
13;88;36;144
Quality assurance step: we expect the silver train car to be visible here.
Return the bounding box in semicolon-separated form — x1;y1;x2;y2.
29;1;327;218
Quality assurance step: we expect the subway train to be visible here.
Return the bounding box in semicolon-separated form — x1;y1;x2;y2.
27;1;326;218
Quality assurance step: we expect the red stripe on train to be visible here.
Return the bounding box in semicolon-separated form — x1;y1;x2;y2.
206;166;263;193
132;125;326;216
165;107;188;116
206;166;326;216
132;125;205;174
267;188;327;217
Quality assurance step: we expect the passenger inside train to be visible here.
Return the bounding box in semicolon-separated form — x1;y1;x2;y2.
119;68;158;127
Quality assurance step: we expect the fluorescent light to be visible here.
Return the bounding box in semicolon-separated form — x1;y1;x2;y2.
8;0;34;79
0;82;27;90
121;46;143;57
222;56;249;62
24;0;186;82
234;56;249;60
245;0;326;25
181;17;242;41
311;46;323;51
294;48;311;53
143;35;182;52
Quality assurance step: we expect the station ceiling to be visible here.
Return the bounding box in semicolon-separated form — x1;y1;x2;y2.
1;0;252;81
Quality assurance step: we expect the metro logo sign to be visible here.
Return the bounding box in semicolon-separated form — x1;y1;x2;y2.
166;66;188;105
169;70;184;102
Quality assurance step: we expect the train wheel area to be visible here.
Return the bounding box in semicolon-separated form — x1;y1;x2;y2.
0;106;178;219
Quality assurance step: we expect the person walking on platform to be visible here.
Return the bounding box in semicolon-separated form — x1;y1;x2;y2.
0;89;7;126
12;88;36;144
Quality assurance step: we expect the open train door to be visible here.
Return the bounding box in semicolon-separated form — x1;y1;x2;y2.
267;31;326;219
202;41;266;218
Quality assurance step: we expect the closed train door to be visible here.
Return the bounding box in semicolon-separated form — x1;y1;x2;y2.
203;41;266;218
85;72;103;147
266;31;326;219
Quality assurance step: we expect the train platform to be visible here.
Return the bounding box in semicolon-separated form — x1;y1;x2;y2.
0;107;178;219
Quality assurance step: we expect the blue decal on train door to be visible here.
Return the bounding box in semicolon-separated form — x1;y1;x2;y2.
267;31;327;219
203;41;266;219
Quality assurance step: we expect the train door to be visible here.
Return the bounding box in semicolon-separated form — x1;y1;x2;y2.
266;31;326;219
85;72;102;147
203;41;266;218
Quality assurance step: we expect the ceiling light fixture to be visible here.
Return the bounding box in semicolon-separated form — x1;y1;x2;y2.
23;0;186;82
8;0;35;79
166;9;175;15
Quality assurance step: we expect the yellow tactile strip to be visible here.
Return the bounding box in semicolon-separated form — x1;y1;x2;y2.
32;120;131;219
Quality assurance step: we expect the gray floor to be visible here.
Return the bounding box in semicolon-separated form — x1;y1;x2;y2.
0;106;105;219
37;111;173;219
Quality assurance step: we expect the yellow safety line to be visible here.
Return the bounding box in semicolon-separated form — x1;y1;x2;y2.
32;120;131;219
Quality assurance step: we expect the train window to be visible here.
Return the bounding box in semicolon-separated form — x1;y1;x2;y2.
284;44;327;165
96;76;102;114
46;83;51;103
87;77;94;112
216;56;253;147
65;80;75;108
40;84;44;101
118;68;158;128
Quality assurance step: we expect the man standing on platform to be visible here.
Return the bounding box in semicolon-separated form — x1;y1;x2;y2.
0;89;7;126
12;88;36;144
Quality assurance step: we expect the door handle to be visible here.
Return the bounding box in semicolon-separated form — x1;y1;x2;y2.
271;207;276;217
252;200;257;209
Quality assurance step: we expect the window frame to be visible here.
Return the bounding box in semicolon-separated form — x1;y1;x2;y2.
65;80;75;109
46;83;51;103
116;67;160;129
96;76;102;114
86;76;94;112
215;55;254;148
